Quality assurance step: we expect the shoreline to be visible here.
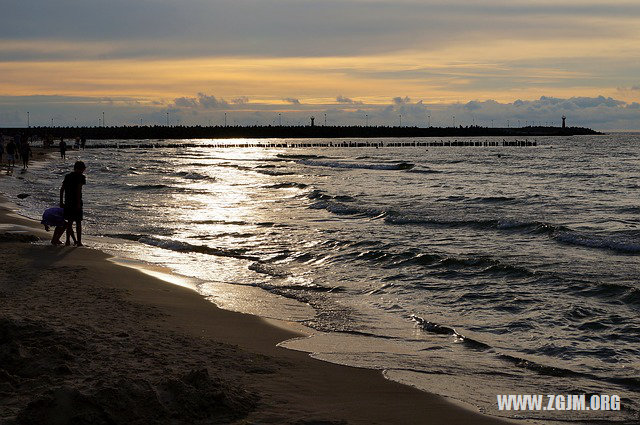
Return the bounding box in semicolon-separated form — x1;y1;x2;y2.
0;155;516;423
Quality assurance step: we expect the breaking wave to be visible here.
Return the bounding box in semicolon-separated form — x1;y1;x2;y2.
298;159;414;170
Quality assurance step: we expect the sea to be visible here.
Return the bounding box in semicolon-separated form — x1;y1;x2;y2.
2;134;639;423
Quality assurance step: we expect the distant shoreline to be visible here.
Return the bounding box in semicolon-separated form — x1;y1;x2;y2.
0;125;601;140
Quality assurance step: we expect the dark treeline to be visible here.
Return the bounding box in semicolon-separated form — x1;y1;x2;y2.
1;125;600;140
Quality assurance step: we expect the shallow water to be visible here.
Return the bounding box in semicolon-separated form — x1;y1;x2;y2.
3;134;639;422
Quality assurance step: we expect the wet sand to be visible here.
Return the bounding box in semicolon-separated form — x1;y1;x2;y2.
0;154;514;424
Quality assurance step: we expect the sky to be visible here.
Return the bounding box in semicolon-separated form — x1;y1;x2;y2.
0;0;639;129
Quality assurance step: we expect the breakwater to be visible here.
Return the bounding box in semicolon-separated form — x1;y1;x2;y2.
81;139;538;149
1;125;600;140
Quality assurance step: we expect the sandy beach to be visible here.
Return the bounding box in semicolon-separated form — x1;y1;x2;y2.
0;152;515;424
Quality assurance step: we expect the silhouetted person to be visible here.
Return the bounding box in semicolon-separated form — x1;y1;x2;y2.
59;138;67;159
13;133;21;160
5;139;16;169
60;161;86;246
20;140;32;170
80;136;86;150
41;206;76;245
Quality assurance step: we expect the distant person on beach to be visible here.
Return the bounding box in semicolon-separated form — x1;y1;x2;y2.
5;138;16;168
59;138;67;159
0;137;4;164
20;140;32;170
44;134;54;148
80;136;86;150
13;133;21;160
60;161;86;246
41;206;76;245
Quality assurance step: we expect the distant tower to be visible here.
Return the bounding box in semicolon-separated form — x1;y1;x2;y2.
562;115;566;128
310;116;315;127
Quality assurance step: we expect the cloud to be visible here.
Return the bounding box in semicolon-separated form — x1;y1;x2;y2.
198;93;229;109
336;95;362;105
283;98;301;104
173;97;198;108
1;2;638;118
171;93;229;109
464;101;482;111
0;93;638;130
3;0;640;60
616;85;640;97
393;96;411;105
232;96;250;105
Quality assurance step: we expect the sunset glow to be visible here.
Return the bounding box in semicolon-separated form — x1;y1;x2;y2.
1;0;639;128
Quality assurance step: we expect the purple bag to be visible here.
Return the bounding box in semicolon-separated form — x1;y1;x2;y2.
41;207;66;227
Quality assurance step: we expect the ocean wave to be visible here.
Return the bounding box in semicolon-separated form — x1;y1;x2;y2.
216;163;251;170
580;282;640;308
410;315;617;383
410;315;491;350
553;231;640;254
306;190;332;201
187;232;255;240
310;200;382;217
617;205;640;214
405;168;441;174
403;254;534;277
276;153;327;160
266;182;309;189
335;245;535;278
125;183;171;191
173;171;216;181
216;162;295;176
224;279;344;307
386;214;573;237
137;236;259;261
307;190;357;203
385;214;495;229
254;168;296;176
298;159;414;171
412;314;640;391
497;353;582;378
248;262;289;278
564;305;599;320
411;315;456;335
307;199;639;255
622;288;640;306
191;219;249;226
259;281;344;293
307;198;567;236
468;196;517;204
100;233;145;241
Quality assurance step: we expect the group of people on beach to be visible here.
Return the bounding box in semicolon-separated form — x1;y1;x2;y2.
41;160;87;246
0;132;87;167
0;132;87;246
0;133;33;172
0;132;86;173
57;136;86;160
